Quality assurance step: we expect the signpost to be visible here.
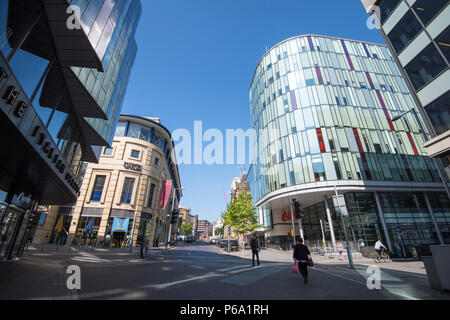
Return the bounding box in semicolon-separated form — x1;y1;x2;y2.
54;216;63;251
227;226;230;253
320;219;328;260
289;199;296;247
334;185;354;269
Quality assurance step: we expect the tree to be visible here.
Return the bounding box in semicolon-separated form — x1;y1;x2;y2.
215;226;224;237
208;230;213;237
180;222;193;235
221;192;259;250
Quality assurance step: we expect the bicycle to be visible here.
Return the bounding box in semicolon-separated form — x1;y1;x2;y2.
374;249;391;263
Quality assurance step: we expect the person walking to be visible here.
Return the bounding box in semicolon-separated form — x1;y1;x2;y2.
250;234;261;267
337;241;344;261
293;238;311;284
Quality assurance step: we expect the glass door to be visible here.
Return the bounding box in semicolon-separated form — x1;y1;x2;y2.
0;206;25;259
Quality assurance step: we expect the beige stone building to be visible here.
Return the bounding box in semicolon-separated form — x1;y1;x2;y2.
34;115;182;248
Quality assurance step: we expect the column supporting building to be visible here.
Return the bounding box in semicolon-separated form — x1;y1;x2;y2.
324;198;337;252
374;192;393;252
423;193;445;245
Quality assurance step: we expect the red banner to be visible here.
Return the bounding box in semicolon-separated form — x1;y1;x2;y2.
158;180;173;209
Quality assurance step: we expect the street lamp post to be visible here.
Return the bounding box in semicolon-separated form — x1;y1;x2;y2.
289;199;297;248
334;185;354;269
165;187;184;253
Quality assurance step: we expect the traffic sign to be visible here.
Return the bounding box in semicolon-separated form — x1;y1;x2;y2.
396;226;402;234
332;194;348;217
323;221;330;232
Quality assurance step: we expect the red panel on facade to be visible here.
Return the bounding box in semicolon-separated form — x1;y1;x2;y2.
376;91;395;131
316;128;326;153
407;132;419;156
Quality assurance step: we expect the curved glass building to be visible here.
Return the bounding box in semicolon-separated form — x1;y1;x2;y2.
248;35;450;255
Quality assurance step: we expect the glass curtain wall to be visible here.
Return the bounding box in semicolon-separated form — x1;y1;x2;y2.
248;35;445;204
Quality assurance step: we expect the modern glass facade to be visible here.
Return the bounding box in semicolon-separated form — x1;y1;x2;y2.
362;0;450;181
250;35;444;203
0;0;141;260
248;35;450;255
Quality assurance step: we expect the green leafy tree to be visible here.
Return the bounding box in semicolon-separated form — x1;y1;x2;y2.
222;192;259;249
215;226;224;237
180;222;193;235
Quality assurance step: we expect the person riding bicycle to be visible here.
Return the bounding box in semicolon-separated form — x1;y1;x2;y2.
374;240;387;259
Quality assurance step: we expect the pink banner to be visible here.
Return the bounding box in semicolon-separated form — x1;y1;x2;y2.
158;180;173;209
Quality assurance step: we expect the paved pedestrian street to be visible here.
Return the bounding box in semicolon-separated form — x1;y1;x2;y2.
0;241;449;300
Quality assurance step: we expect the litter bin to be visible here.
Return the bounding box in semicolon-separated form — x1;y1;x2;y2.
422;256;442;290
423;245;450;291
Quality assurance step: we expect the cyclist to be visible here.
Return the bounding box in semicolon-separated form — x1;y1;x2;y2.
374;240;387;260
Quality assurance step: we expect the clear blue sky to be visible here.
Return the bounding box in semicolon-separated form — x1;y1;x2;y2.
121;0;384;223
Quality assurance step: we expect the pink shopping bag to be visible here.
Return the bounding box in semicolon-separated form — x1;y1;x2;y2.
292;265;298;273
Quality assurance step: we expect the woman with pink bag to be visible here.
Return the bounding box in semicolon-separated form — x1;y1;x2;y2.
293;238;312;284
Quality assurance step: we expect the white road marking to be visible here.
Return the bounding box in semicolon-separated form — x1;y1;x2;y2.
228;265;262;274
141;272;223;289
217;265;251;272
30;288;129;300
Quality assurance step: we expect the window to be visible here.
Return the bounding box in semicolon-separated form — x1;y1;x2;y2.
154;157;160;166
377;0;401;24
120;178;135;204
413;0;450;25
424;91;450;135
147;183;156;208
131;149;140;158
115;121;127;136
104;147;113;155
436;26;450;62
405;43;447;90
91;176;106;202
335;97;341;105
388;11;422;54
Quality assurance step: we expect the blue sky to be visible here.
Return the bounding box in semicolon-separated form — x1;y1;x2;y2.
121;0;384;223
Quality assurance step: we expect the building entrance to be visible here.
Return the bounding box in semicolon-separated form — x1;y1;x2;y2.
112;232;126;248
0;204;33;260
